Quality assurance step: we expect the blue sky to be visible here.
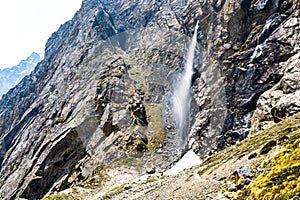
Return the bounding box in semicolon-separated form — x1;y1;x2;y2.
0;0;82;69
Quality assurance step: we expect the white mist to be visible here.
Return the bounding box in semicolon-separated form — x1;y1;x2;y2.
172;21;199;147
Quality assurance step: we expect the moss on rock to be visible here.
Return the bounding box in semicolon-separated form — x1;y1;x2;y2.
240;138;300;199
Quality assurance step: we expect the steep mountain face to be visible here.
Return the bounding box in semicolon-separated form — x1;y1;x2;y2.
0;52;41;98
0;0;299;199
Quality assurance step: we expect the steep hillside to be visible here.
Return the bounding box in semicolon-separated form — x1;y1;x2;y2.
0;0;299;199
0;52;41;98
44;112;300;199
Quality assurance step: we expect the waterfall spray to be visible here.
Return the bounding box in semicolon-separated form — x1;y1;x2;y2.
172;21;199;148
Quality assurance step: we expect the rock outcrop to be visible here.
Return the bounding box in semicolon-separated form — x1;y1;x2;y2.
251;52;300;133
0;0;299;199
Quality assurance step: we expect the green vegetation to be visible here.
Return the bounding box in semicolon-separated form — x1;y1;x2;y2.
42;156;144;200
43;193;73;200
145;176;158;183
126;62;166;152
239;138;300;199
198;113;300;177
81;169;110;190
146;103;165;151
102;183;131;199
201;113;300;199
43;188;83;200
110;156;144;170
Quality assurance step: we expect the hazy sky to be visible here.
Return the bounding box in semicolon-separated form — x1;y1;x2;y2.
0;0;82;69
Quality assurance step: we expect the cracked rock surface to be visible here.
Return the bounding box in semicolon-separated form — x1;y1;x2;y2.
0;0;299;199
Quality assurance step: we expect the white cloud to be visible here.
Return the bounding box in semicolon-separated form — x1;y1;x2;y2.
0;0;82;69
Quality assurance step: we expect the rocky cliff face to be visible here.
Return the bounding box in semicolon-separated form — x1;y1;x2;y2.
0;0;299;199
0;52;41;98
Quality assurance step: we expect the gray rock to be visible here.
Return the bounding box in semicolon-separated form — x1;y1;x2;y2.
0;0;298;199
223;43;232;50
251;53;300;134
146;167;156;174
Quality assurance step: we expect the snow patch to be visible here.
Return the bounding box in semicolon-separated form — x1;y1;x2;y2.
18;70;29;75
164;150;202;176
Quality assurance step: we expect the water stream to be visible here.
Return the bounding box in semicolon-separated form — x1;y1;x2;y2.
172;21;199;148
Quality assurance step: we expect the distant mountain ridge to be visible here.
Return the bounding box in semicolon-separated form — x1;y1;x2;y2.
0;52;41;98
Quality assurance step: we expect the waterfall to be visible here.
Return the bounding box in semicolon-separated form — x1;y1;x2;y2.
172;21;199;148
